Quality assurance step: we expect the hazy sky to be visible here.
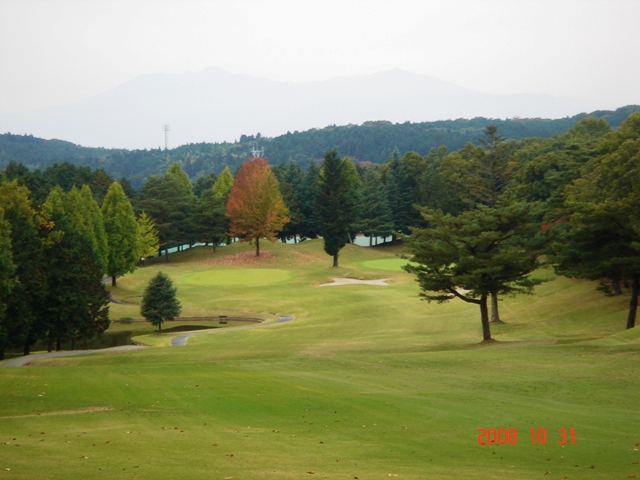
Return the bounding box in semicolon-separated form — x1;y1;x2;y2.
1;0;639;115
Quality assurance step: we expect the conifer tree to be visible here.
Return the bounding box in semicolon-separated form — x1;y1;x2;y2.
0;208;16;359
316;150;358;266
141;271;181;332
194;188;227;251
404;202;547;342
355;168;394;246
102;182;140;286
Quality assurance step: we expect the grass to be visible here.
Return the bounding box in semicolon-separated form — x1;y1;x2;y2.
0;239;639;479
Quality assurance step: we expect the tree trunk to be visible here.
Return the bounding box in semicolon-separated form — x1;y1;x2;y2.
213;243;217;253
23;342;30;356
333;253;339;267
56;338;61;351
490;292;503;323
480;294;492;341
369;235;372;247
627;273;639;329
158;322;162;333
0;348;4;360
165;248;170;263
256;237;260;257
348;232;353;244
71;333;76;351
47;337;53;353
111;275;117;287
612;280;623;295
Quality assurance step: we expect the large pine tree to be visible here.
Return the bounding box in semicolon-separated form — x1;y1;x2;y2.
141;271;181;332
316;150;358;267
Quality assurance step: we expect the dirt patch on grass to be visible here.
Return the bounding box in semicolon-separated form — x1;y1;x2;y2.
319;278;392;287
0;407;114;419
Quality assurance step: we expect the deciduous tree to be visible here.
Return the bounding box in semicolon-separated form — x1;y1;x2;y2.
226;157;290;256
102;182;140;286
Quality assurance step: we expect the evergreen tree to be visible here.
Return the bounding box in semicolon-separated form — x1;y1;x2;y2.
137;175;193;262
316;150;358;267
355;168;394;246
551;112;640;328
141;271;181;332
0;207;16;359
298;162;321;240
194;188;227;251
102;182;140;286
385;151;414;237
193;172;218;197
404;202;547;342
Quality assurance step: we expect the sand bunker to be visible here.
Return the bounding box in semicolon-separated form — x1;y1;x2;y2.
319;278;391;287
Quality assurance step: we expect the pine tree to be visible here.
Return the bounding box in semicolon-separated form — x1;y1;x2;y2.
226;157;290;256
385;152;414;237
316;150;358;267
404;202;547;342
194;188;227;251
102;182;140;286
355;168;394;246
141;271;181;332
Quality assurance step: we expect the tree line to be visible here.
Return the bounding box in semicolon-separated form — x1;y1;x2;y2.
1;105;637;187
1;111;639;350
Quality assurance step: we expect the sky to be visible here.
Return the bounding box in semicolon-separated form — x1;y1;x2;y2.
1;0;639;115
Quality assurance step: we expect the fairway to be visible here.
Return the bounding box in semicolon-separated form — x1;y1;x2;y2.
1;240;639;480
361;257;414;271
177;268;294;286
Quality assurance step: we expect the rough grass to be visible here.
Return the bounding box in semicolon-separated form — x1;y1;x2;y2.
1;239;639;479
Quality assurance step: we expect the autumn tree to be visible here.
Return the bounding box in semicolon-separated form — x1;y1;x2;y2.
226;157;289;256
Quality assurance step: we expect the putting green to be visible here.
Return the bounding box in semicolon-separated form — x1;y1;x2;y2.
361;257;415;271
177;268;293;286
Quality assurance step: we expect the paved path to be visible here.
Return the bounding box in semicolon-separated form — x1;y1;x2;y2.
170;314;294;346
0;345;147;368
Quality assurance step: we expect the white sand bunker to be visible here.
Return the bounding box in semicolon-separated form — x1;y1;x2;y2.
319;277;392;287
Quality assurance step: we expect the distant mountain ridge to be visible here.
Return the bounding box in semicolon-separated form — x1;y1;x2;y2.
1;105;638;188
0;67;583;150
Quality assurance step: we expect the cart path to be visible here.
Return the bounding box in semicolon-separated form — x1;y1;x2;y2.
0;345;147;368
1;315;295;366
170;314;294;346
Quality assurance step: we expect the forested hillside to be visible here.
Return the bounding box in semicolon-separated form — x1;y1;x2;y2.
1;105;638;187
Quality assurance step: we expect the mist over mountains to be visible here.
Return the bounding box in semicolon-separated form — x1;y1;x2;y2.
0;68;583;150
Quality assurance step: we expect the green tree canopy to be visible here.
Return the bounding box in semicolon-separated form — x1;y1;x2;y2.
102;182;140;286
141;271;181;332
404;202;547;341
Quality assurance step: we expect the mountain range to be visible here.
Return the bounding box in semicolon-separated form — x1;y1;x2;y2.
0;67;583;150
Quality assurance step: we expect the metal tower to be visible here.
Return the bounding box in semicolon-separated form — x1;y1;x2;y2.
162;124;170;150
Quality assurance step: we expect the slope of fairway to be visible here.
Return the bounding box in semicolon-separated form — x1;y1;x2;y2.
1;240;638;480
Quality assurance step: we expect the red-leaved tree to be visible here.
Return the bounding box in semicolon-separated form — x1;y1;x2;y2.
226;157;290;256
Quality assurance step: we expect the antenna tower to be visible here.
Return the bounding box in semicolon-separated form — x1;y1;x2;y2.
162;124;170;150
251;144;264;158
